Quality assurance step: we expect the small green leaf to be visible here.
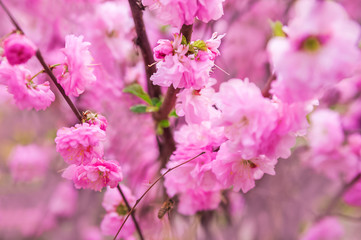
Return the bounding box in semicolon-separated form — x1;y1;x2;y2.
270;21;286;37
192;40;207;51
151;97;162;107
156;124;164;135
130;104;147;113
159;119;170;128
123;84;152;105
145;106;159;112
181;35;188;45
169;110;179;118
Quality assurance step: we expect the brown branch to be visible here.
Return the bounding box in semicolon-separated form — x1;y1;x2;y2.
127;0;161;99
316;173;361;221
113;151;206;240
117;185;144;240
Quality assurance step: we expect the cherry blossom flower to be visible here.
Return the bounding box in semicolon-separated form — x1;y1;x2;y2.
58;35;96;97
0;61;55;111
268;0;361;103
62;159;123;191
3;33;36;65
55;123;106;165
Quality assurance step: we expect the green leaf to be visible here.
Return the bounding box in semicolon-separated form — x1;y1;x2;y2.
181;35;188;45
123;84;152;105
151;97;162;107
192;40;207;51
270;21;286;37
130;104;147;113
169;110;179;118
159;119;170;128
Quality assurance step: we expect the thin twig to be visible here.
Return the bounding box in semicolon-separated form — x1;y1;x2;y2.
117;185;144;240
113;151;206;240
262;74;276;98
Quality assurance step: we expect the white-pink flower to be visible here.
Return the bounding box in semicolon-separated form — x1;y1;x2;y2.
58;35;96;97
55;123;106;165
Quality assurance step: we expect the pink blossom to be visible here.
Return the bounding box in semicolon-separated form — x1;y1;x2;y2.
205;32;225;60
62;159;123;191
308;109;344;153
214;79;292;160
0;61;55;111
55;123;106;165
142;0;224;28
3;33;36;65
48;182;78;217
8;144;50;182
301;217;343;240
58;35;96;97
153;39;174;61
175;82;220;124
212;141;277;193
268;0;361;103
84;111;108;131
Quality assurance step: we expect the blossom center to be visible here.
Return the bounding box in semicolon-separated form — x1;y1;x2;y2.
116;203;128;216
301;36;321;52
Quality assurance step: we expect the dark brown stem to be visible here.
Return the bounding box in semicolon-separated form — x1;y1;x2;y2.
316;173;361;221
180;24;193;43
113;152;205;240
117;185;144;240
0;0;84;122
35;51;83;122
127;0;161;99
262;74;276;98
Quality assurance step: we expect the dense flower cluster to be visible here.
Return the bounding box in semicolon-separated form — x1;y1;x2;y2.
55;118;123;192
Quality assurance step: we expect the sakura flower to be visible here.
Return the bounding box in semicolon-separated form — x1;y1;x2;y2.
55;123;106;165
8;144;50;182
205;32;225;60
58;35;96;97
142;0;224;28
62;159;123;191
212;141;277;193
0;61;55;111
175;82;220;124
308;109;344;153
83;111;108;131
153;39;174;61
3;33;36;65
268;0;361;103
301;217;343;240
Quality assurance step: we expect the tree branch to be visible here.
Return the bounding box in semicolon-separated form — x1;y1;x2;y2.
113;151;205;240
127;0;161;99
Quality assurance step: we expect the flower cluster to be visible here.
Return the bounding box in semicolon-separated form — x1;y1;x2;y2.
142;0;225;28
151;33;224;90
55;116;123;191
